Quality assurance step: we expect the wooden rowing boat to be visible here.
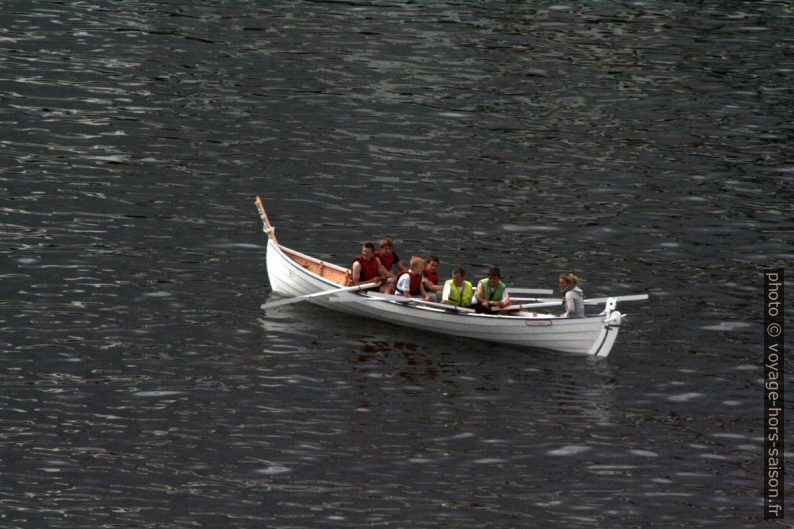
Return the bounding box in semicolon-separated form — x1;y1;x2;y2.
255;197;635;357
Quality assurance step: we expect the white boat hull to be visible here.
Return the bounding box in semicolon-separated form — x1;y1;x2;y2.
264;237;622;357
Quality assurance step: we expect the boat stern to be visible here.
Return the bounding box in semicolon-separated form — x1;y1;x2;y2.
588;298;622;358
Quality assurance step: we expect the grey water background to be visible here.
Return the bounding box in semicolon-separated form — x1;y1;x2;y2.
1;1;792;527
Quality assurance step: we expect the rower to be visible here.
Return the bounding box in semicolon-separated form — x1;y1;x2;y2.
376;238;405;274
375;238;405;294
395;256;431;301
558;273;585;317
441;267;473;308
474;267;511;313
422;255;443;301
351;242;389;291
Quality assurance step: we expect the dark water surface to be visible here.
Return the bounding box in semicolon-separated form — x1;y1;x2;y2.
1;1;792;527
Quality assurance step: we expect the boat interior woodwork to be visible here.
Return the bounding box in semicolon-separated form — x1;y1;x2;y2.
281;246;351;286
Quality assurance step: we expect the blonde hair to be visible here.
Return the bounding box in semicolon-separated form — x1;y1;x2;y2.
559;273;580;285
409;256;425;270
379;238;393;249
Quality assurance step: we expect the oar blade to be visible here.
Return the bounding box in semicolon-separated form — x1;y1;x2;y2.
261;296;304;310
616;294;649;302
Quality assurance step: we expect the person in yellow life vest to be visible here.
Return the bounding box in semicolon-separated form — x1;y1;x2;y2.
474;266;510;313
441;267;473;307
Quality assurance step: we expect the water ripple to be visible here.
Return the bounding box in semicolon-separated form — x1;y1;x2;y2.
0;1;787;527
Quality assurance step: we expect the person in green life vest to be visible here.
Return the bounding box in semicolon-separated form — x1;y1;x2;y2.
441;267;473;307
474;266;511;313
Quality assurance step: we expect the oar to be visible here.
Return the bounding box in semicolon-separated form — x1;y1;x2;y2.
261;281;380;310
584;294;649;305
509;288;555;295
502;294;649;312
502;300;561;311
509;297;559;303
356;292;476;313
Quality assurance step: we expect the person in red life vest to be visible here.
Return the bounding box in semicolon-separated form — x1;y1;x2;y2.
375;238;406;294
376;238;406;275
422;255;444;301
351;242;389;291
395;256;431;301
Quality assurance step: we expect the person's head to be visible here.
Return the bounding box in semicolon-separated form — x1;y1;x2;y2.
409;256;425;273
425;255;439;273
487;266;501;287
452;267;465;284
379;238;393;255
558;273;579;290
362;242;376;260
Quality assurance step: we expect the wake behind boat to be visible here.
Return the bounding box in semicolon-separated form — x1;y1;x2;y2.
255;197;647;358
